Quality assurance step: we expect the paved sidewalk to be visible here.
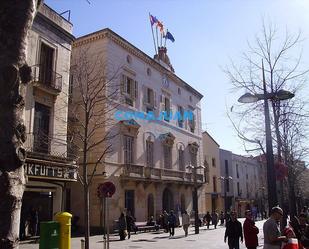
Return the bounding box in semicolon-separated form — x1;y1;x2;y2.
20;219;266;249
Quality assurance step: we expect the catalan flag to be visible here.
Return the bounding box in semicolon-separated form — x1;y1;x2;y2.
156;20;164;33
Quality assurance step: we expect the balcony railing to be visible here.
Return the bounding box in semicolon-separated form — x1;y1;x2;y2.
24;133;69;159
31;65;62;93
121;164;204;184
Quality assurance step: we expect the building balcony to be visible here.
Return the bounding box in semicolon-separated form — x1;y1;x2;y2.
24;133;69;159
120;164;204;185
24;133;77;182
31;65;62;95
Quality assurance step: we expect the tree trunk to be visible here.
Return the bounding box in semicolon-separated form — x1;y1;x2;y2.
84;184;90;249
0;1;41;248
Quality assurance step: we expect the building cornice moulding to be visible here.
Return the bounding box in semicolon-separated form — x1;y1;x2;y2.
73;29;203;99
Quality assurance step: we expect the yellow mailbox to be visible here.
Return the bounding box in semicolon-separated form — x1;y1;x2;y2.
55;212;72;249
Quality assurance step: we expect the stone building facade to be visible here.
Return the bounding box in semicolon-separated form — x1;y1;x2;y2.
219;149;234;212
231;154;263;217
202;131;224;213
69;28;205;230
219;148;267;217
22;4;76;224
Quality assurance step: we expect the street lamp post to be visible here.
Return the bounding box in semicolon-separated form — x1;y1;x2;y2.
187;163;204;234
238;60;294;214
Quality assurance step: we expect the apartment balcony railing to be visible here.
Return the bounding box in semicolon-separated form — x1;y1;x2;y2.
31;65;62;94
121;164;204;184
24;133;69;159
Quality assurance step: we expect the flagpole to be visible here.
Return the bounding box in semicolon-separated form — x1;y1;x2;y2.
149;13;157;55
156;26;159;51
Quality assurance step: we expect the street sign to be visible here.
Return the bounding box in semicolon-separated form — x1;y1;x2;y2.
97;182;116;198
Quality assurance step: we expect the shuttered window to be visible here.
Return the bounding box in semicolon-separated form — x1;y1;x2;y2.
124;135;134;164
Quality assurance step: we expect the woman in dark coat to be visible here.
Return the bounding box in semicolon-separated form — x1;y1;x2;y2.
204;211;211;229
118;212;127;240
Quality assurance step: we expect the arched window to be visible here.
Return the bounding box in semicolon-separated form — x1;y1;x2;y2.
162;188;174;212
180;194;186;213
146;136;154;167
147;194;154;218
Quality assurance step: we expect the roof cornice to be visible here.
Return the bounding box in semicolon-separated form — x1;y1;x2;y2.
73;28;203;99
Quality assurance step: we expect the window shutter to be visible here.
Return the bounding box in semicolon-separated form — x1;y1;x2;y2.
121;74;126;94
153;91;157;109
142;85;147;104
134;80;138;98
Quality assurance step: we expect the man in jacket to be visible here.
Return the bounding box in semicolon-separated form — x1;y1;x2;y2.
224;211;243;249
243;210;259;249
263;206;287;249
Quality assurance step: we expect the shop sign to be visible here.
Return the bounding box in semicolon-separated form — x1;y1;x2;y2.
24;162;77;181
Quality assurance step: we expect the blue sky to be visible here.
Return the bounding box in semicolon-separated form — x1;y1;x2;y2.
45;0;309;156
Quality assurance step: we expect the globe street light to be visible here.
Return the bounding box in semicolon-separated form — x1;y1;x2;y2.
186;163;205;234
238;60;294;214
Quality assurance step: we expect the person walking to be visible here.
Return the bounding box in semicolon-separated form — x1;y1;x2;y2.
182;211;190;237
224;211;243;249
212;211;219;229
168;210;177;236
118;212;127;240
263;206;287;249
126;211;135;239
29;207;39;236
243;210;259;249
293;213;309;249
204;211;212;229
220;211;225;226
163;210;169;233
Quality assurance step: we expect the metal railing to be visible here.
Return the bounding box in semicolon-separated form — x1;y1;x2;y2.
121;164;204;183
24;133;69;159
31;65;62;92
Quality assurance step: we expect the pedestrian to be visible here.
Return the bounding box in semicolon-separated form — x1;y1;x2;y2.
29;207;39;236
281;225;299;249
182;210;190;237
243;210;259;249
263;206;287;249
251;206;257;222
118;212;127;240
212;211;219;229
163;210;169;233
204;211;211;229
168;210;177;236
224;211;243;249
293;213;309;249
126;211;134;239
225;211;231;224
220;211;225;226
